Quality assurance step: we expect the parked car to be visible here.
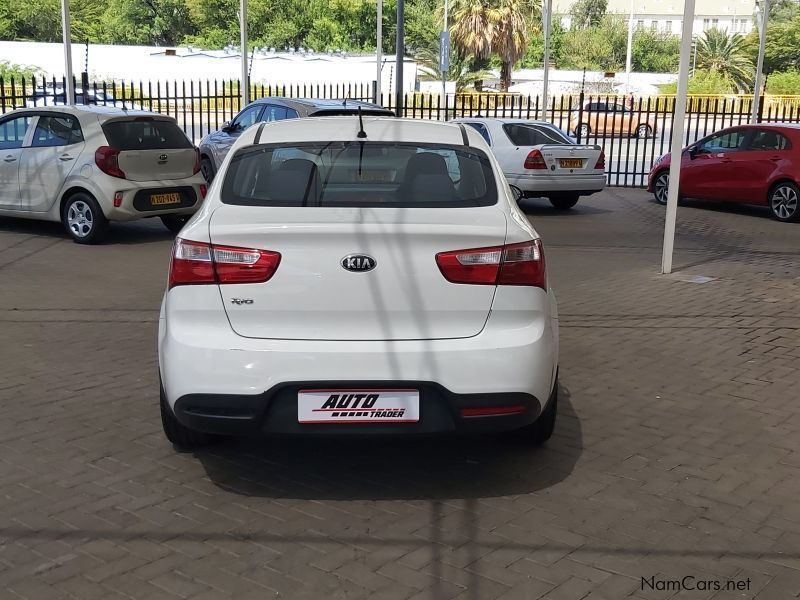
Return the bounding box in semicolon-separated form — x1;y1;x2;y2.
0;106;207;243
648;124;800;222
569;100;657;139
453;117;605;210
159;116;560;448
198;97;393;181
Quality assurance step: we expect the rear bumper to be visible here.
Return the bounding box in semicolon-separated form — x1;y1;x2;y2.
158;285;559;436
506;172;606;196
173;381;544;436
101;178;206;221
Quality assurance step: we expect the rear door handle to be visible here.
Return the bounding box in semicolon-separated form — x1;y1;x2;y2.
3;155;16;163
770;156;780;162
59;154;74;161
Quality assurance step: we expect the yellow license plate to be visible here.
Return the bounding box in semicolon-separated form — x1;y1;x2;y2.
151;192;181;206
559;159;583;169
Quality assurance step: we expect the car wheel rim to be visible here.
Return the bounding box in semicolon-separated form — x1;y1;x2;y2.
655;173;669;204
772;186;798;219
638;125;649;137
67;201;93;238
579;125;589;137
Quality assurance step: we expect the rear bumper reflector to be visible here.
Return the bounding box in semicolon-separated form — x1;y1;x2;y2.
460;405;527;418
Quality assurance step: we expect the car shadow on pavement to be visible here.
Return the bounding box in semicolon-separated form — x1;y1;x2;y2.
0;217;175;244
193;383;582;501
516;199;612;216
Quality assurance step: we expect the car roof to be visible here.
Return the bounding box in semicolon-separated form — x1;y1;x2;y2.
454;117;554;126
7;105;172;121
235;116;488;149
250;97;389;113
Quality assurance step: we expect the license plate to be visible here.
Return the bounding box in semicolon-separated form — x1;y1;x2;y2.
298;389;420;423
559;159;583;169
151;192;181;206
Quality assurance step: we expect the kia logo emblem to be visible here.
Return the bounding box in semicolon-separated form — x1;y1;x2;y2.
158;154;168;162
341;254;376;272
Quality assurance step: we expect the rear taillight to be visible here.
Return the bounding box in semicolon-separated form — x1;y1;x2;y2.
524;149;547;170
594;151;606;170
193;148;201;175
168;238;281;289
436;239;546;289
95;146;125;178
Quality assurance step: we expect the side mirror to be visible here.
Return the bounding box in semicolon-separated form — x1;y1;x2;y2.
509;185;524;202
221;121;233;132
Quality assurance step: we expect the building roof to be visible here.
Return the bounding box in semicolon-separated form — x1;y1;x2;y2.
553;0;756;17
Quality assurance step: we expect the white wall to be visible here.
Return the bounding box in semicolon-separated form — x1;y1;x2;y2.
0;41;417;92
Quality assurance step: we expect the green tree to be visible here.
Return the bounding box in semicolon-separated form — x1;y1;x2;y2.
765;69;800;94
745;15;800;74
631;28;680;73
660;69;737;95
560;15;626;71
569;0;606;29
695;28;754;92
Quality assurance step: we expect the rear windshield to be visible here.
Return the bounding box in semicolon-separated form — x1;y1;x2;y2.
222;142;497;208
102;119;192;150
503;123;573;146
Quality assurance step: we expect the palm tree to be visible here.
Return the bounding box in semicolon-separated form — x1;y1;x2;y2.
415;46;492;92
450;0;535;92
490;0;529;91
694;28;755;92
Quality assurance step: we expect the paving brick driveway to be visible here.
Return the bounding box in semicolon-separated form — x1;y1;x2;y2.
1;190;799;600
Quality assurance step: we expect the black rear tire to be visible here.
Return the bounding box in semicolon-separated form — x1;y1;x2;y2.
514;377;558;445
160;214;190;234
549;196;580;210
160;383;212;449
200;156;215;182
61;192;109;244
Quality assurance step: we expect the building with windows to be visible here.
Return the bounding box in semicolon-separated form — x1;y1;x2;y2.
554;0;757;36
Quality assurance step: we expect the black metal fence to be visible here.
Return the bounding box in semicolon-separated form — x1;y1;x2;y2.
3;75;800;188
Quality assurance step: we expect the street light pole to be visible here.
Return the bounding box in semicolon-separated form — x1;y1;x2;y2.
540;0;552;121
60;0;75;105
395;0;405;116
625;0;635;94
661;0;696;275
240;0;248;108
752;0;770;123
441;0;448;106
376;0;382;104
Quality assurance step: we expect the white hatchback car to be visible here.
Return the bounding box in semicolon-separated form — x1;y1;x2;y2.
158;116;559;448
452;118;606;210
0;106;206;243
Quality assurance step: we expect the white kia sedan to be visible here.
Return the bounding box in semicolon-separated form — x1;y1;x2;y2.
452;118;606;210
158;117;559;448
0;106;206;243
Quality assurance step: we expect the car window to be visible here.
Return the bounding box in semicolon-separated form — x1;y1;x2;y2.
0;115;33;149
464;122;492;145
102;119;192;150
698;130;747;153
222;142;497;208
230;105;263;132
285;108;299;119
262;105;288;122
748;130;790;151
503;123;572;146
31;115;83;147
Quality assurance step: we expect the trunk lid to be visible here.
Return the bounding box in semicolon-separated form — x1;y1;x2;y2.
101;117;197;181
537;144;602;173
209;205;508;341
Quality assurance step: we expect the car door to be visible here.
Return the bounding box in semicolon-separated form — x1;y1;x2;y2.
681;129;749;201
212;103;264;160
588;102;605;134
19;113;86;212
0;114;34;210
734;128;793;205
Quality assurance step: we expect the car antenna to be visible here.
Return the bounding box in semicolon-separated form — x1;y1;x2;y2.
357;106;367;139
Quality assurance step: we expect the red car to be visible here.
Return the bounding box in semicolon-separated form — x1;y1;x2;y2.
647;124;800;222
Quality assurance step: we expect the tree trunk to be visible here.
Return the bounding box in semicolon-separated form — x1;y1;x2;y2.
500;61;511;92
